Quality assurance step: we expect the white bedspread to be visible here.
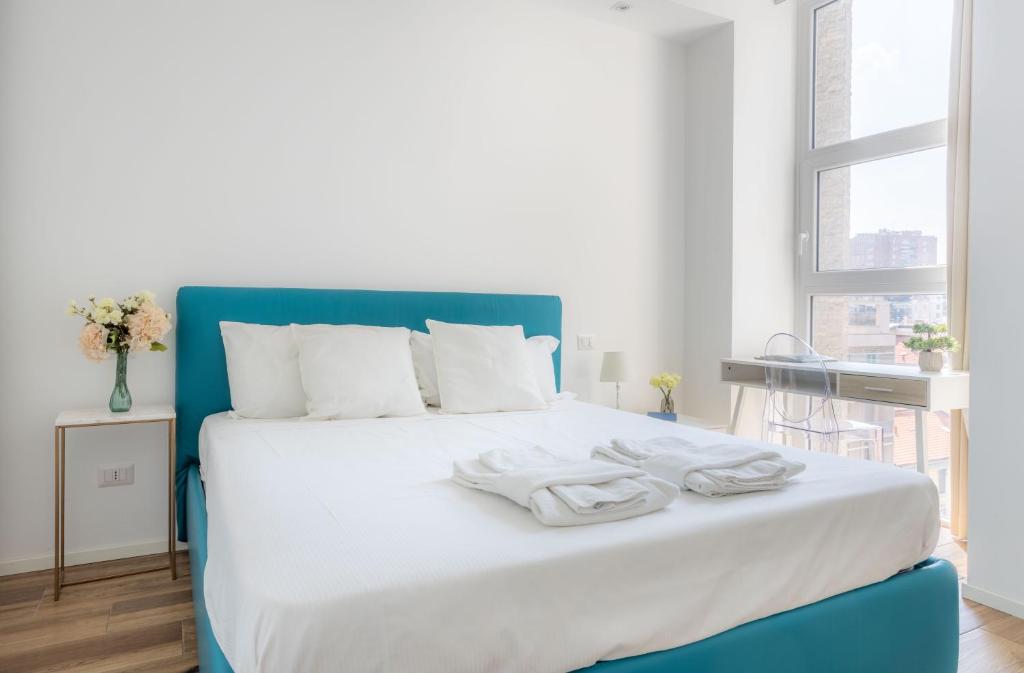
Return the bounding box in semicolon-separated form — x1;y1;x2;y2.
199;401;939;673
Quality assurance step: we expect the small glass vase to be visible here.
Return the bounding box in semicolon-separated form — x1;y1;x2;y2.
660;395;675;414
109;350;132;413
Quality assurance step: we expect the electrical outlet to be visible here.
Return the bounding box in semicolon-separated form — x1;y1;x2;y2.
576;334;595;351
98;464;134;487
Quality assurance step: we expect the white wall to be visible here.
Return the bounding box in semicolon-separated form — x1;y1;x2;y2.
726;1;797;359
682;25;734;424
728;0;798;437
677;0;797;431
0;0;687;571
962;0;1024;617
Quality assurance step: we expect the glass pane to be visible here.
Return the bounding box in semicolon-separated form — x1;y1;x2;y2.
813;0;953;147
810;294;948;364
817;147;947;271
811;294;951;518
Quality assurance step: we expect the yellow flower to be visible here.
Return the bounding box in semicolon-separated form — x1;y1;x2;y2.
66;300;78;316
649;372;682;390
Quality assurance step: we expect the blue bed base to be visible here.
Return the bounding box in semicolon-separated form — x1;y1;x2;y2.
175;286;959;673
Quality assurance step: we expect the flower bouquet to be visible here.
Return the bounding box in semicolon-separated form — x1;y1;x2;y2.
648;372;682;422
67;291;172;412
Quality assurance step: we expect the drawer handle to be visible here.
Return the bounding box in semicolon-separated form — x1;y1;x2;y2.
863;386;894;393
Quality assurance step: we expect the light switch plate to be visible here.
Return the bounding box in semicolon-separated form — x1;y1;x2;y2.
98;464;135;487
576;334;595;351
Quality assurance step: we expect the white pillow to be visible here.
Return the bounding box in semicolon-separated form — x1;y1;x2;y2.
426;320;546;413
410;330;441;406
411;331;559;406
219;321;307;419
292;324;425;419
526;335;560;402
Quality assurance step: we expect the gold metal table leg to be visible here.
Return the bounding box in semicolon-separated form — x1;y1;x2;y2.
53;426;60;601
168;418;177;580
59;426;66;598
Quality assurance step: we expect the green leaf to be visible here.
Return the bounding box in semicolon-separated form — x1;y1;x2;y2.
150;342;168;352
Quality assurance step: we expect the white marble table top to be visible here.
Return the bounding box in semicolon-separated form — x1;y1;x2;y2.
55;404;176;427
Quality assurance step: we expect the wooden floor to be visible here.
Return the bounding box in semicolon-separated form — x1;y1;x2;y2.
0;532;1020;672
0;553;196;672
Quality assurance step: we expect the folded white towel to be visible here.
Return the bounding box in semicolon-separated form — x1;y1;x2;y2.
453;447;679;526
593;437;805;497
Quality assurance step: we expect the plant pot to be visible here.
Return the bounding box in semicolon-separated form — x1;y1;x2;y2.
918;351;944;373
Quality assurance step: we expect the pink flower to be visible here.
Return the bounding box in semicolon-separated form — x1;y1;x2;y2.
78;323;110;362
127;302;171;351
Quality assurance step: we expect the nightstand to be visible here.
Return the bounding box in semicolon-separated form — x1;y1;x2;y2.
648;412;728;433
675;414;728;433
53;404;176;600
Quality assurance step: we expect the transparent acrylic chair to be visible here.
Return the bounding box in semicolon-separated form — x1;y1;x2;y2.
761;332;882;460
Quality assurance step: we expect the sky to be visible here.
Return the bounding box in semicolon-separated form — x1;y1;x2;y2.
820;0;953;265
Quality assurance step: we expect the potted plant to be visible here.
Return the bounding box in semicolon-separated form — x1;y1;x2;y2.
67;291;172;412
905;323;959;372
648;372;682;421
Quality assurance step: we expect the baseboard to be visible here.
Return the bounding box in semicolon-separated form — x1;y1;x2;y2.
0;539;188;577
962;581;1024;619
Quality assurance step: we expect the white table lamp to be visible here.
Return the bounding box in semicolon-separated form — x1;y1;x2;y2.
600;351;630;410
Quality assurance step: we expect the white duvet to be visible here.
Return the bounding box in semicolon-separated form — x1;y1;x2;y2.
200;400;939;673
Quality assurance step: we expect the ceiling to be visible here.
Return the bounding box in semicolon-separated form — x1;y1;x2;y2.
538;0;730;44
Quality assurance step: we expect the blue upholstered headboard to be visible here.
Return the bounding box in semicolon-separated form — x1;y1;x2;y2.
173;286;562;539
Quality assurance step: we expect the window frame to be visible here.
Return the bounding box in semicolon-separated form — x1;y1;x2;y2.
794;0;949;342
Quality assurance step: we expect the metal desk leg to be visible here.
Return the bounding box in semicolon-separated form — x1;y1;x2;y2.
727;385;746;435
53;427;60;601
168;419;176;580
60;428;65;593
914;409;928;474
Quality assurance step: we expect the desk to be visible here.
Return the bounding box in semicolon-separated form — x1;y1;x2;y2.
721;358;969;473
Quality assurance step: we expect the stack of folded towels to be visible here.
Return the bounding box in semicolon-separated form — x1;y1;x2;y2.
593;436;805;498
453;446;679;526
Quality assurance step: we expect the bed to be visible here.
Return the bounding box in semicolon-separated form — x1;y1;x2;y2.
175;286;959;673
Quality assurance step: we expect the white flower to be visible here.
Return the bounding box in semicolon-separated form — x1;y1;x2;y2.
91;306;124;325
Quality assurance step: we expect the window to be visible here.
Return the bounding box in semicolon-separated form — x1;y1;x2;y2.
816;148;948;272
810;294;947;364
796;0;954;345
812;0;954;147
797;0;954;515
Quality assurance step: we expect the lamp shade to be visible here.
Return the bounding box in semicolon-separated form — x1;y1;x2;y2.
600;351;630;383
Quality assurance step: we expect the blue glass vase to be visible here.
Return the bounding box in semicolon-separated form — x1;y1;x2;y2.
109;351;132;413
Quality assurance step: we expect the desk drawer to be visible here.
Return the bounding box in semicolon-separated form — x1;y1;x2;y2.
840;374;927;407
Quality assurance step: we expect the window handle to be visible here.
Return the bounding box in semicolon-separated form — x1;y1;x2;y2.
798;231;810;256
